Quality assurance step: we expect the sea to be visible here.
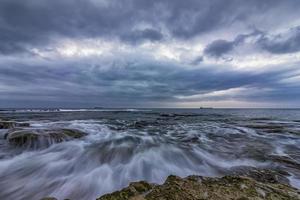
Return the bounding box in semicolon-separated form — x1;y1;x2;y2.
0;108;300;199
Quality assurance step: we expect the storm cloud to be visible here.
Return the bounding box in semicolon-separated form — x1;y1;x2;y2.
0;0;300;107
258;26;300;54
1;0;299;54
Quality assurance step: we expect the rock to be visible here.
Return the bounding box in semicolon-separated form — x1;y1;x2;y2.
246;124;286;133
17;122;30;127
270;155;300;169
159;113;175;117
250;118;273;121
227;166;290;185
40;198;70;200
0;121;30;129
5;128;87;148
99;181;154;200
0;121;16;129
97;175;300;200
129;120;159;129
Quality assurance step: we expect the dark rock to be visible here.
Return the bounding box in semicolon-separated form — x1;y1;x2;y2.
0;121;30;129
40;198;58;200
129;120;159;129
270;155;300;169
227;166;290;185
98;181;154;200
250;117;273;121
0;121;16;129
17;122;30;127
97;174;300;200
5;128;87;149
159;113;175;117
246;124;286;133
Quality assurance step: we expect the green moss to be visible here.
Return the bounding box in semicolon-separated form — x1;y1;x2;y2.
98;175;300;200
97;181;154;200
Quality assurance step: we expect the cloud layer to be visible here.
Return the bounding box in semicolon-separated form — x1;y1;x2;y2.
0;0;300;107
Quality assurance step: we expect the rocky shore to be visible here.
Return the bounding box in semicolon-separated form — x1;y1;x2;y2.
41;171;300;200
1;111;300;200
0;119;87;149
98;173;300;200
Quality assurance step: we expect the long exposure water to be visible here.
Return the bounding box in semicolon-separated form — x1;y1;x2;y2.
0;108;300;200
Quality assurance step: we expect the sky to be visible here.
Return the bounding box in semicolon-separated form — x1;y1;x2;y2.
0;0;300;108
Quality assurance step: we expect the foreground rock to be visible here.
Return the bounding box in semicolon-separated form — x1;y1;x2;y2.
5;128;87;148
98;175;300;200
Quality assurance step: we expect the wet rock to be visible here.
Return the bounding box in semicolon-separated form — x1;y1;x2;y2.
0;121;16;129
287;129;300;135
5;128;87;148
227;166;290;185
160;113;175;117
98;181;154;200
97;175;300;200
40;198;70;200
246;124;286;133
270;155;300;169
40;198;58;200
250;117;273;121
17;122;30;127
129;120;159;129
0;120;30;129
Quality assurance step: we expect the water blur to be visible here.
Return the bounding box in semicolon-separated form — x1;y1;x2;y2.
0;108;300;200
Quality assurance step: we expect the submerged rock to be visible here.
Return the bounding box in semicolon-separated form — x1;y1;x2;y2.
246;124;286;133
97;175;300;200
5;128;87;148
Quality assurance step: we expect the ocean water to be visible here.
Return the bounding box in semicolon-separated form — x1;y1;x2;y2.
0;108;300;200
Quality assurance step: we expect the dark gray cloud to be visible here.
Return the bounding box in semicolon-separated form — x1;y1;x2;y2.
203;30;263;58
0;0;299;54
0;57;299;107
258;26;300;54
190;56;204;65
121;28;164;44
204;40;235;58
204;26;300;58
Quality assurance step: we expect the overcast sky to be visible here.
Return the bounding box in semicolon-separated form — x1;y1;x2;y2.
0;0;300;108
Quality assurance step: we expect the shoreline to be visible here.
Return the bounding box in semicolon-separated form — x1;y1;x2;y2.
42;172;300;200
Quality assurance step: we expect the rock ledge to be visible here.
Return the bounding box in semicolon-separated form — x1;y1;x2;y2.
97;175;300;200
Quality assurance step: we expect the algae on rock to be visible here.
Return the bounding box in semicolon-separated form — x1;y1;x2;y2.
98;175;300;200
